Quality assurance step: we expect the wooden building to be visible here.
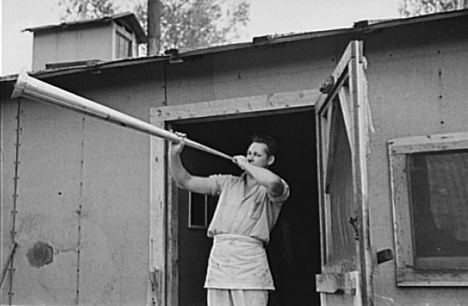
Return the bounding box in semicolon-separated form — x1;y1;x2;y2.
24;12;146;71
1;9;467;306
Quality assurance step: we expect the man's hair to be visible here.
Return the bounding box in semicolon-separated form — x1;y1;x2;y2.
251;134;277;157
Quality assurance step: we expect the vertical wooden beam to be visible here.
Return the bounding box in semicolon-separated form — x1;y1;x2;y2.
316;106;326;270
350;40;373;306
166;153;179;306
149;120;166;305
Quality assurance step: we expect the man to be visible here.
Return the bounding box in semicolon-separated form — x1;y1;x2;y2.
170;133;290;306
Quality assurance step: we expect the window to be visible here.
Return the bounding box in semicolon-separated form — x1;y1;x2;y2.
188;192;217;229
115;31;132;59
389;132;468;286
325;100;357;265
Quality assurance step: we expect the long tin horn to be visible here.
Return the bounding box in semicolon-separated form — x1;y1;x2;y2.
11;71;232;160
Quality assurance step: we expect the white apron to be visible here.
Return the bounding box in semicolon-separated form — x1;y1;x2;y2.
204;234;274;290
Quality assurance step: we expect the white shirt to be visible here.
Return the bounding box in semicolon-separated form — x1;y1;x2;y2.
206;173;290;244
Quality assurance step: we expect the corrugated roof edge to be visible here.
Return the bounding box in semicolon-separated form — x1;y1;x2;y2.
2;8;467;83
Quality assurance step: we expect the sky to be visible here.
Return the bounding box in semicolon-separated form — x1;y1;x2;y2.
0;0;401;76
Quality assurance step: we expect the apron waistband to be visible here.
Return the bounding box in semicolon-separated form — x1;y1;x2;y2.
214;234;264;246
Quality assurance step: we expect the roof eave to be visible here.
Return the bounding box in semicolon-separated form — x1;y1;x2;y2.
3;8;466;83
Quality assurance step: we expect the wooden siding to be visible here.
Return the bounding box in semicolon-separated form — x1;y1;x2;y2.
365;17;468;305
1;73;163;304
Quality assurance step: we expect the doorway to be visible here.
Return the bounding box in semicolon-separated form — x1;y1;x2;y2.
171;109;321;306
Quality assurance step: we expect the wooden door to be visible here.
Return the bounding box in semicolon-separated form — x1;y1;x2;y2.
315;41;373;306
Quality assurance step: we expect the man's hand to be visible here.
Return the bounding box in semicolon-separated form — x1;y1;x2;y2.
233;155;249;170
169;131;213;194
170;132;186;156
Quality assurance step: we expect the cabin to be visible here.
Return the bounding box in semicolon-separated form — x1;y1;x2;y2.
24;12;146;71
1;9;467;306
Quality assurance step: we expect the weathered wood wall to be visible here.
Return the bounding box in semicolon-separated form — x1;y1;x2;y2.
1;70;165;304
365;16;468;305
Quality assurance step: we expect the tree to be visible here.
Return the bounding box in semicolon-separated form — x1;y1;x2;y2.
59;0;250;54
399;0;468;17
135;0;249;52
59;0;117;20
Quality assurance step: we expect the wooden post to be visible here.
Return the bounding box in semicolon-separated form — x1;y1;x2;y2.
147;0;161;55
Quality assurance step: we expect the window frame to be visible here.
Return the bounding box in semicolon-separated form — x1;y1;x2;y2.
388;131;468;286
188;192;218;230
188;192;208;229
115;27;133;59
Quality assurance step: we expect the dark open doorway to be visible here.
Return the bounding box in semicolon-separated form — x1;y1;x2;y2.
172;109;320;306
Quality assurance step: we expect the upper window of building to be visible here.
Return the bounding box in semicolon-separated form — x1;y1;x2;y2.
115;31;132;59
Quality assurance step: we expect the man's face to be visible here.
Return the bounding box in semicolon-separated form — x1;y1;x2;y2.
246;142;274;168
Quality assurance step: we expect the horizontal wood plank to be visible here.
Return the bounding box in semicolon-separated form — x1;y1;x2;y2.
151;89;320;122
389;132;468;155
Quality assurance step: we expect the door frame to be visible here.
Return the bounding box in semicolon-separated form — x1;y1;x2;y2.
315;40;373;306
148;89;319;305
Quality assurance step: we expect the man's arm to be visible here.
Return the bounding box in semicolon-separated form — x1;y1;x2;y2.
169;138;213;194
233;156;285;197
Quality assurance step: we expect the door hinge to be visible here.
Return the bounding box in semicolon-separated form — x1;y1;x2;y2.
349;217;359;241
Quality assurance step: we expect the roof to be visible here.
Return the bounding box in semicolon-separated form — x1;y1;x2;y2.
24;12;146;44
2;8;466;83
